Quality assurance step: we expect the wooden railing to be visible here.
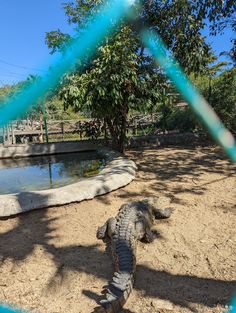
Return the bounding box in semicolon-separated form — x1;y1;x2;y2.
0;114;160;145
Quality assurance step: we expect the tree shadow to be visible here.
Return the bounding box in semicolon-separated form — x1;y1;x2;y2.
83;264;236;311
120;146;236;206
1;197;235;312
135;266;236;310
0;205;56;262
0;146;235;311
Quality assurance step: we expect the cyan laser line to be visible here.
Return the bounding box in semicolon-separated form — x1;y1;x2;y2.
141;29;236;163
0;305;23;313
0;0;235;163
229;298;236;313
0;0;134;127
0;2;236;312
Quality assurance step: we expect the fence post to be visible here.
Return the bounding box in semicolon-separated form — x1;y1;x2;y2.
79;123;83;139
39;116;44;143
11;123;16;144
134;120;137;135
104;118;107;140
151;113;154;122
61;122;65;141
6;124;10;144
42;98;49;143
2;126;5;145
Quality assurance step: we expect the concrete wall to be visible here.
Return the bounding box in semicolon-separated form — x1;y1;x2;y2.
0;140;106;159
129;132;209;148
0;149;137;217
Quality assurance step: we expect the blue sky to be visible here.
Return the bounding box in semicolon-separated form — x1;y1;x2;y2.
0;0;234;86
0;0;73;86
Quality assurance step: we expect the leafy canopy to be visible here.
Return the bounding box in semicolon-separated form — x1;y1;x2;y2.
45;0;235;151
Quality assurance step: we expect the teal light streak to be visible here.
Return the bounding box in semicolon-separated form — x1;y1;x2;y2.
0;0;235;163
0;0;133;127
0;305;23;313
228;298;236;313
141;30;236;162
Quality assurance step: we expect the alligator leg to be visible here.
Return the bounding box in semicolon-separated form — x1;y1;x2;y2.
97;217;117;240
143;228;155;243
107;217;117;238
97;221;108;240
154;207;173;219
154;197;174;219
136;216;156;243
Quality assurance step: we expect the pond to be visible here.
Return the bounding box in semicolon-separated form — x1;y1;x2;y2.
0;151;105;195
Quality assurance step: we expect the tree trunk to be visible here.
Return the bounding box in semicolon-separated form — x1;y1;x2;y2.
118;105;128;153
105;103;128;153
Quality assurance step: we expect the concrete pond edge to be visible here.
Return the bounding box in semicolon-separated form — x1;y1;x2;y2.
0;149;137;217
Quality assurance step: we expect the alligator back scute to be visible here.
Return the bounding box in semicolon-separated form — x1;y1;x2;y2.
96;197;173;312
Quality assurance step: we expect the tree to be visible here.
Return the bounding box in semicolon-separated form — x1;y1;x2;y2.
0;85;13;103
59;26;161;151
210;67;236;134
206;0;236;64
46;0;235;152
192;65;236;135
201;54;229;103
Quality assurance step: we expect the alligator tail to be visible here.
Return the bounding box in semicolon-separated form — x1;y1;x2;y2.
100;271;134;313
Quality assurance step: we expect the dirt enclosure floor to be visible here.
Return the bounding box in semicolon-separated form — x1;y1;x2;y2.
0;146;236;313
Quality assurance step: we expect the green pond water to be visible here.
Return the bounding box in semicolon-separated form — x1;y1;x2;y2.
0;151;105;195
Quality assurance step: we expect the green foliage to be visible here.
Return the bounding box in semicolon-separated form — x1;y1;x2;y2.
155;103;196;133
0;85;14;103
0;81;79;121
193;66;236;133
45;30;71;54
59;26;143;150
46;97;80;120
61;27;139;115
165;108;196;132
205;1;236;64
44;0;235;151
210;67;236;132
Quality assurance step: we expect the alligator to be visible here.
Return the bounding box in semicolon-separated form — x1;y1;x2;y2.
96;197;173;313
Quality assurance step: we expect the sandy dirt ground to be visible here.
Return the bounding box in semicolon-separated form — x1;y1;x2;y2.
0;146;235;313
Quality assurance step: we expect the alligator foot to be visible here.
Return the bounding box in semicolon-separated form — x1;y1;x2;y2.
97;223;108;240
155;207;174;219
143;229;154;243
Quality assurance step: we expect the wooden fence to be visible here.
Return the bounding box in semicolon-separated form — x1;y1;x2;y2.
0;114;160;145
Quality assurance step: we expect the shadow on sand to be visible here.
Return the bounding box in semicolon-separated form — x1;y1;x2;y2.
0;191;235;311
0;147;235;311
